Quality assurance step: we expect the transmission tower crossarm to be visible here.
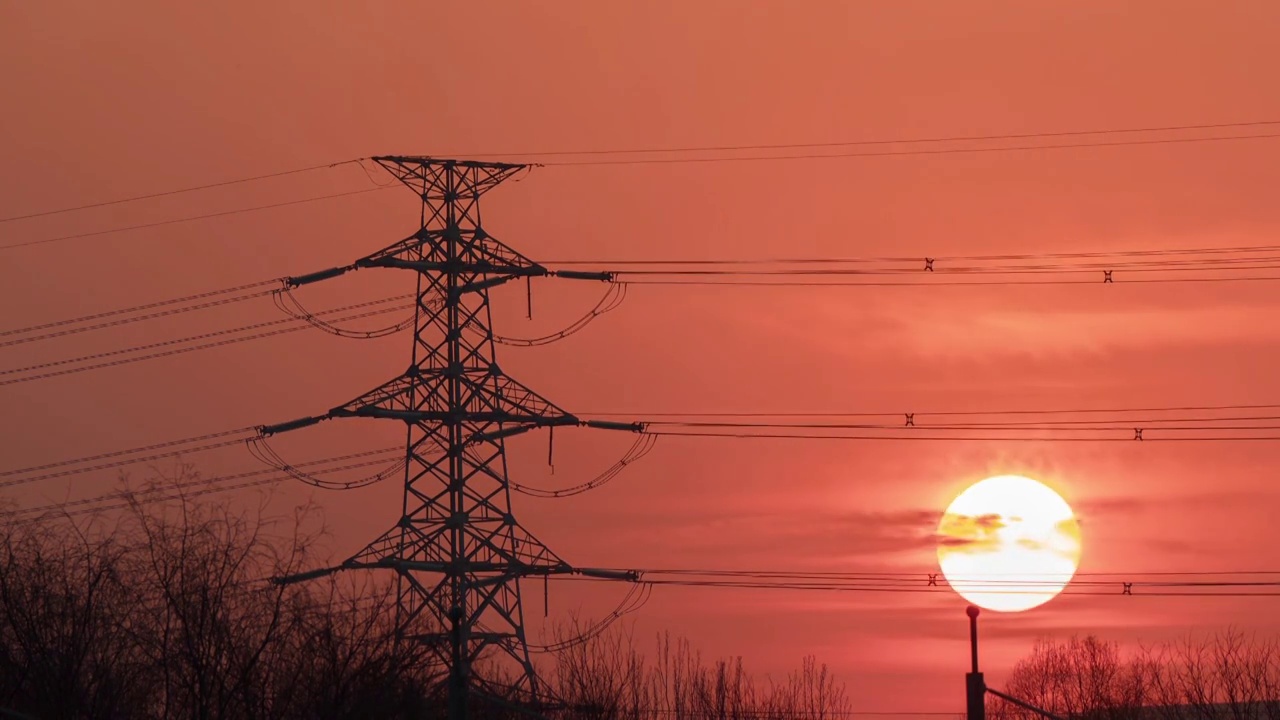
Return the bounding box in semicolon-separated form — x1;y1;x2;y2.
371;155;528;172
270;565;342;586
583;419;646;432
284;265;356;288
356;254;550;280
351;206;541;269
343;558;573;576
278;254;586;296
257;415;328;437
272;560;631;589
550;269;614;282
325;407;578;424
576;567;642;581
260;400;614;443
471;416;646;443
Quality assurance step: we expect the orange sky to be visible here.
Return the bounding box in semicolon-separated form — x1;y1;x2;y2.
4;1;1280;712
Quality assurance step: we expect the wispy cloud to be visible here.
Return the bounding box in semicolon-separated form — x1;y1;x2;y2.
733;295;1280;364
610;506;944;566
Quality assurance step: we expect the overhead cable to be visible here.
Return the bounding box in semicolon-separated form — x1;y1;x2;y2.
0;427;258;488
0;159;363;224
2;447;401;522
272;286;420;339
583;404;1280;420
536;132;1280;167
0;297;412;387
0;186;392;251
526;582;653;653
0;283;279;348
644;429;1280;442
246;436;407;490
494;283;627;347
512;434;657;498
547;246;1280;287
458;119;1280;159
0;278;279;341
548;243;1280;265
561;568;1280;598
620;275;1280;287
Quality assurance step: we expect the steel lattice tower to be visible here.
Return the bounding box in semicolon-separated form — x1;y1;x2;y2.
267;157;633;718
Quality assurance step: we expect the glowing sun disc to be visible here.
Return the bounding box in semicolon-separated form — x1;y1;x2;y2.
936;475;1082;612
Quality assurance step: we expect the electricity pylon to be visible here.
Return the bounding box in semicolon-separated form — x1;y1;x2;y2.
265;157;637;718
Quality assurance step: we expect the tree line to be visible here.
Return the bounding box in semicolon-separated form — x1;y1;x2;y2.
991;633;1280;719
10;472;1275;719
0;473;851;720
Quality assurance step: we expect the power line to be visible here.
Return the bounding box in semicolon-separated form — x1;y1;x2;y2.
559;703;959;718
511;434;657;499
8;244;1272;350
606;405;1280;441
0;295;412;385
644;429;1280;442
0;299;411;387
0;434;252;490
619;275;1280;287
654;415;1280;428
581;252;1280;272
455;119;1280;159
0;159;362;224
0;285;279;348
3;447;400;522
0;186;392;251
627;578;1280;598
0;426;257;487
535;132;1280;167
613;265;1280;277
573;247;1280;286
9;402;1280;489
561;571;1280;599
0;278;279;340
548;244;1280;265
583;403;1280;419
3;119;1276;251
641;568;1280;580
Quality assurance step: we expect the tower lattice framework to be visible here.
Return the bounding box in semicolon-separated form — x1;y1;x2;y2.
269;157;621;716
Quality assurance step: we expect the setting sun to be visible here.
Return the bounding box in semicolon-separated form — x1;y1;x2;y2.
936;475;1082;612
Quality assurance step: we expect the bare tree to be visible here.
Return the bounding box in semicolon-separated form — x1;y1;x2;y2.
284;573;456;719
1;466;858;720
0;518;148;718
546;620;853;720
991;635;1147;720
0;468;446;719
993;631;1280;720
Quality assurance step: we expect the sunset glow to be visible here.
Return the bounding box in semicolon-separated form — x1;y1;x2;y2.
936;475;1082;612
5;2;1280;712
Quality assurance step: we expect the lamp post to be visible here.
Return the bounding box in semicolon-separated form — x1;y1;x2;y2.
966;606;985;720
964;605;1066;720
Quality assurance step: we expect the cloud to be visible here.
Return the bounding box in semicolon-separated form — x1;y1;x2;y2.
890;306;1280;359
1074;490;1269;520
613;506;945;565
936;511;1006;552
731;293;1280;365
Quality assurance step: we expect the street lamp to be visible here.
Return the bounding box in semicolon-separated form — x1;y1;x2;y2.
965;605;1066;720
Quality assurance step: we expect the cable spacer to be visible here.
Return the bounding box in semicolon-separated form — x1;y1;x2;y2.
924;258;935;272
927;573;938;586
1134;428;1143;441
905;413;915;427
1123;582;1133;595
1104;270;1114;283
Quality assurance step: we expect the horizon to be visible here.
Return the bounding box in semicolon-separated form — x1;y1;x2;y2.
3;2;1280;715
